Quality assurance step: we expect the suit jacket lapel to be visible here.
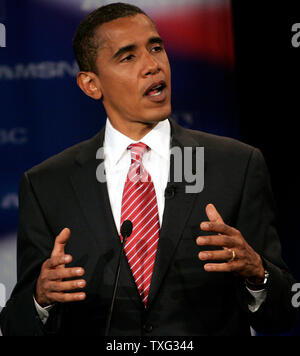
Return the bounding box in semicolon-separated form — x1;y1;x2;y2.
70;129;117;252
70;127;143;309
147;119;200;309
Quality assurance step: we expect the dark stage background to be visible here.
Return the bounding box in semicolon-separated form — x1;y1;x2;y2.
0;0;299;335
232;0;300;335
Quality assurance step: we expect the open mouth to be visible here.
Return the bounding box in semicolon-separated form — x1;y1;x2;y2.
144;81;167;97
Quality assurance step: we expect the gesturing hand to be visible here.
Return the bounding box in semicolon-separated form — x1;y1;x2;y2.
196;204;265;283
35;228;86;307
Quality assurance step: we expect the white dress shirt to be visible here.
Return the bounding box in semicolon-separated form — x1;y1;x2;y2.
34;117;266;323
104;118;170;232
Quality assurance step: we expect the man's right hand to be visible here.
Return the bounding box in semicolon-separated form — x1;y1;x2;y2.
35;228;86;307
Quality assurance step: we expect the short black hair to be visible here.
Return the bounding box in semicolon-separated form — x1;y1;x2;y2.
72;2;148;74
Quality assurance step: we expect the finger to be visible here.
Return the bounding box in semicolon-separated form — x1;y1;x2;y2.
48;291;86;304
51;228;71;257
198;248;235;261
47;279;86;292
200;221;237;236
196;234;235;248
203;262;241;273
45;254;72;269
47;266;85;281
205;203;224;224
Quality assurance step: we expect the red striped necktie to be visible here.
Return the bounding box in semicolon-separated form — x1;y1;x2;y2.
120;142;160;307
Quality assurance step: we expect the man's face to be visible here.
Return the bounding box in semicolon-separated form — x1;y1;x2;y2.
94;14;172;128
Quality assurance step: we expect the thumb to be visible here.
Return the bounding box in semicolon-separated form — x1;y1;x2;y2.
205;203;224;223
51;228;71;257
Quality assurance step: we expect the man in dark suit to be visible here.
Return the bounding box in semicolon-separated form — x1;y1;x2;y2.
0;3;298;336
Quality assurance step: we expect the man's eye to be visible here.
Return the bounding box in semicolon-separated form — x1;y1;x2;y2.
152;46;163;52
121;54;134;62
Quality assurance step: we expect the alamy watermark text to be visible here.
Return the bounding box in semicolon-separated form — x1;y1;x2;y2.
96;146;205;194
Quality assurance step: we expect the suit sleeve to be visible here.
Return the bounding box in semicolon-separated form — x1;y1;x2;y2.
235;148;299;334
0;173;57;336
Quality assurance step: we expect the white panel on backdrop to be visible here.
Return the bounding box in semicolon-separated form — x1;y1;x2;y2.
0;233;17;313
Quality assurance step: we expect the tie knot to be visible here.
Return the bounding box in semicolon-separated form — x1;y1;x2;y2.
128;142;149;162
127;142;150;182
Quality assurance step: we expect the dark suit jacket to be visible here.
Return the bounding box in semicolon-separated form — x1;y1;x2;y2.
0;119;298;336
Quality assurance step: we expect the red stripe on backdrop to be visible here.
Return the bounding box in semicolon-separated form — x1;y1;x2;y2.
154;4;235;68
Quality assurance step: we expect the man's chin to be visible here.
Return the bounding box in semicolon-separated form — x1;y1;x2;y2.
143;105;172;124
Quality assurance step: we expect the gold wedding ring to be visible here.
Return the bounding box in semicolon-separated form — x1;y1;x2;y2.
228;249;236;262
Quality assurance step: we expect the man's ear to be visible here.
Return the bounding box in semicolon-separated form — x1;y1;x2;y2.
76;71;103;100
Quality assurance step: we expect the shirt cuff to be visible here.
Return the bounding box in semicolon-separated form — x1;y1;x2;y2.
246;286;267;313
33;296;54;325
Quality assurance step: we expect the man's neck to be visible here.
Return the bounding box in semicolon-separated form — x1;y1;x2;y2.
108;118;164;141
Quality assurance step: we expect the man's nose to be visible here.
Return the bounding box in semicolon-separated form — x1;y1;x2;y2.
142;52;160;76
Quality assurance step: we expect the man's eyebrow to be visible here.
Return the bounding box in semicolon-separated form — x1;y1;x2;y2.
148;36;164;45
112;37;164;60
112;44;136;60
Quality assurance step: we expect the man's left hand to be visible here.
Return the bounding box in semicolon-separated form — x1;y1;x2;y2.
196;204;265;283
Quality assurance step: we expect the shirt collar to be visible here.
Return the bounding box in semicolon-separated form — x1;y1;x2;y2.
104;118;171;166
